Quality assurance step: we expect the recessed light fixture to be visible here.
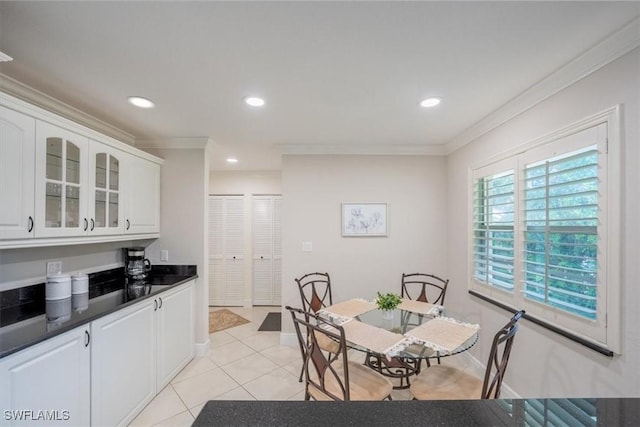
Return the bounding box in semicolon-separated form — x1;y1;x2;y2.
244;96;265;107
128;96;155;109
419;97;442;108
226;157;238;164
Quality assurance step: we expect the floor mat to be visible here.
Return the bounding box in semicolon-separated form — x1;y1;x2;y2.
258;312;281;331
209;308;250;333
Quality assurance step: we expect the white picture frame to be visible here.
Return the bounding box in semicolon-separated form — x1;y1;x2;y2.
342;203;388;237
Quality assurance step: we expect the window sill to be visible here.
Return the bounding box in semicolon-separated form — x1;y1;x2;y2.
468;290;614;357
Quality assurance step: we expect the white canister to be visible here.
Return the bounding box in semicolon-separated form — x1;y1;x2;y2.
71;273;89;294
46;274;72;300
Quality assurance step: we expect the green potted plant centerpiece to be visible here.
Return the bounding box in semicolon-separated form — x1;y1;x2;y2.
375;292;402;319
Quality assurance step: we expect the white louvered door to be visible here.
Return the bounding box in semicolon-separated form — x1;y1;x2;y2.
208;196;244;306
252;195;282;305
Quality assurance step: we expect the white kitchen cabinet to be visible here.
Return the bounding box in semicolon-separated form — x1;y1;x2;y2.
209;196;245;306
125;154;160;234
34;121;90;238
252;195;282;306
90;281;194;426
156;282;194;389
0;326;91;427
90;299;156;427
0;105;35;240
88;140;125;236
1;93;162;248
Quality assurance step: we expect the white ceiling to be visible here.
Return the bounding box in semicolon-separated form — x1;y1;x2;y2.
1;1;639;170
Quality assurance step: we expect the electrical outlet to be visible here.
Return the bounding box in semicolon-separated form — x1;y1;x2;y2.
46;261;62;275
160;250;169;262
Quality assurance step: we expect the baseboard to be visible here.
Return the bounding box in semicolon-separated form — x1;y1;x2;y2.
194;338;211;357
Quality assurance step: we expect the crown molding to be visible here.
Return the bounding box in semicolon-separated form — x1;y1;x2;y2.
277;142;447;156
136;137;213;150
445;16;640;155
0;73;135;145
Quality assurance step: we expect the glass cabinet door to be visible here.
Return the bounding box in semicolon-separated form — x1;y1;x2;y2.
43;138;83;231
36;121;88;237
90;143;122;235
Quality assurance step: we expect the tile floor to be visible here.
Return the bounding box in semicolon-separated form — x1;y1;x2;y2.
129;305;473;427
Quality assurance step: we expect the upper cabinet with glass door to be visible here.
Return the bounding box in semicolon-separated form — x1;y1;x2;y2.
89;141;124;235
35;121;89;238
2;92;162;248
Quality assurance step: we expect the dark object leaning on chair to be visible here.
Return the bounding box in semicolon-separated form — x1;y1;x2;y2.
364;272;449;389
294;272;340;382
410;310;525;400
286;306;393;401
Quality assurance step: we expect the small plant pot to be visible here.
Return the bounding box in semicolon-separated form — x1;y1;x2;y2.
382;310;394;320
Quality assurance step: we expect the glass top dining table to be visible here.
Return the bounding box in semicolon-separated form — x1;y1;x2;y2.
318;299;480;389
349;307;479;361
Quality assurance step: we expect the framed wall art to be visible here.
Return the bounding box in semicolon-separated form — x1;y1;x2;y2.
342;203;388;237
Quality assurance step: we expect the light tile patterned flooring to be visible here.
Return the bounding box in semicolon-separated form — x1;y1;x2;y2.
129;305;472;426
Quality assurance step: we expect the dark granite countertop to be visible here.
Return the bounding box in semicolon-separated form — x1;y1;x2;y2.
192;398;640;426
0;265;197;359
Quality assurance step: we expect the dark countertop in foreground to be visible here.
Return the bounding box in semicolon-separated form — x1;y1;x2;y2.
0;265;197;358
192;398;640;426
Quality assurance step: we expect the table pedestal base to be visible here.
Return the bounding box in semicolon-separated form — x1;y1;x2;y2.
364;353;422;389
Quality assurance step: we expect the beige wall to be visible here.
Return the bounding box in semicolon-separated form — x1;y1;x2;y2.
210;171;282;195
145;146;210;351
281;155;448;335
0;240;146;291
446;48;640;397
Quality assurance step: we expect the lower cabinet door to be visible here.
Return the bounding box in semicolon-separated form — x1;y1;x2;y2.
90;300;156;427
156;281;194;389
0;327;90;427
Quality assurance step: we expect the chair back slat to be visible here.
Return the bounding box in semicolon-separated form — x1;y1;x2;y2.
401;273;449;305
481;310;525;399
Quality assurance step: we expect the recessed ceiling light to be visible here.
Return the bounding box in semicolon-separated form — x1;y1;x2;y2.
244;96;265;107
128;96;155;109
226;157;238;164
419;97;442;108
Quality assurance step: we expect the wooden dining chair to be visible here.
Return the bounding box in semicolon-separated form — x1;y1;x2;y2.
410;310;525;400
286;306;393;401
294;272;339;381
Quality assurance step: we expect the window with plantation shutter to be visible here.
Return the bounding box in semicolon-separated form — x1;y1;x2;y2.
469;108;621;355
473;170;515;292
523;147;599;320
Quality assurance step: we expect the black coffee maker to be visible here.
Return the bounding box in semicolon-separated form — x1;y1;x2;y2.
123;247;151;286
